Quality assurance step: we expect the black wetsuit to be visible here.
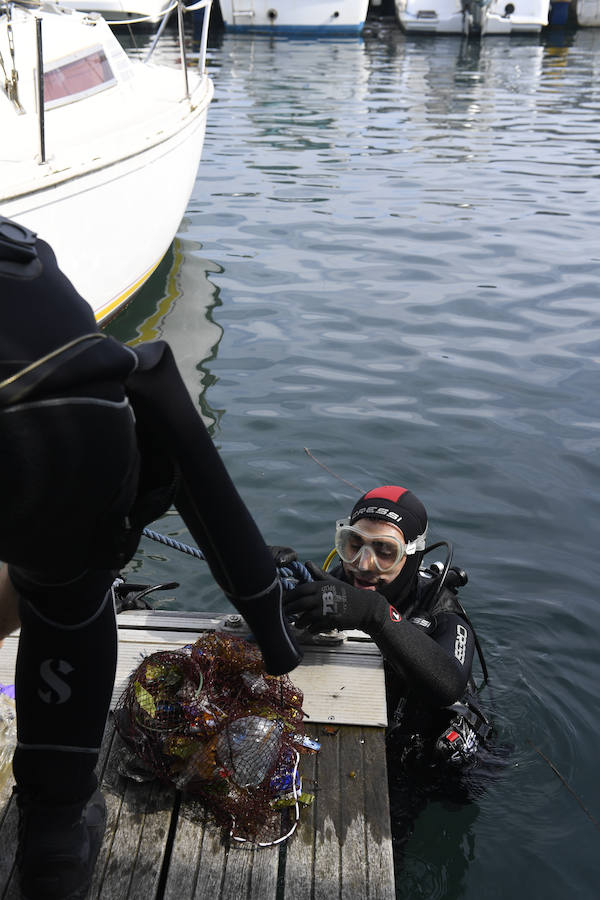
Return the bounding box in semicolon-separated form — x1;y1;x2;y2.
329;561;488;769
0;223;299;805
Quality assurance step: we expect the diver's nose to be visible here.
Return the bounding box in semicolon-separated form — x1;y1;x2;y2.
355;545;375;571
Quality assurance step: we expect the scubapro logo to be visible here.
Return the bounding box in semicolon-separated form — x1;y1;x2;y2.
38;659;74;705
454;624;468;665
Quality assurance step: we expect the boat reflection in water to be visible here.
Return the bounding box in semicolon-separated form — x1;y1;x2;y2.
105;236;224;432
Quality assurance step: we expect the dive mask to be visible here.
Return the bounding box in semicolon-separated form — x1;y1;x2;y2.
334;518;426;573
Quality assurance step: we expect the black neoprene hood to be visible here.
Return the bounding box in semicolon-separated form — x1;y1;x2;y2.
349;486;428;542
348;486;428;605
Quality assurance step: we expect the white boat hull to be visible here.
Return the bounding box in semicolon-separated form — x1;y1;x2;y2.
395;0;464;31
0;5;213;324
219;0;370;32
395;0;549;32
2;106;211;323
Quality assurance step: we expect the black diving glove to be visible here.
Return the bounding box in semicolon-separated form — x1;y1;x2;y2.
283;561;391;633
267;545;298;567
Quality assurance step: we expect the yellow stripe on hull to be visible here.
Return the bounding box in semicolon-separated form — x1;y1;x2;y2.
96;254;164;325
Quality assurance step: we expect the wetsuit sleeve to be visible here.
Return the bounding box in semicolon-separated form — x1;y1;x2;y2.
368;603;475;708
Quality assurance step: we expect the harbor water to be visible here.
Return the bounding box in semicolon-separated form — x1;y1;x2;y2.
107;18;600;900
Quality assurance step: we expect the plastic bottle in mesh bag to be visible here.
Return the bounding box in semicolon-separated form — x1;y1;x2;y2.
216;716;283;788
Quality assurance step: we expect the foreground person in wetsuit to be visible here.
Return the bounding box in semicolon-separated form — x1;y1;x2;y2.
0;216;301;900
283;485;491;768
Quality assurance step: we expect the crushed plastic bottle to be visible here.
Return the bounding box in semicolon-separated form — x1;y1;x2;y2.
216;716;283;788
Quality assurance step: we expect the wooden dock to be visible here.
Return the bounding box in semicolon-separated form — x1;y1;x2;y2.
0;611;396;899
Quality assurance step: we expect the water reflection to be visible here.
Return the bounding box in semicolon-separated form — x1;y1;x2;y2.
103;234;226;605
105;235;224;432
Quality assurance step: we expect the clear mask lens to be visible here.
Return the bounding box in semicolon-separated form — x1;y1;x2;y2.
335;523;405;573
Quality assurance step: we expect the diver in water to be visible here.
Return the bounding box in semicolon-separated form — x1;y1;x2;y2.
0;216;302;900
283;484;497;871
283;485;492;771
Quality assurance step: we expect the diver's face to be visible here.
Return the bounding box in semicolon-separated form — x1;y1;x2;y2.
341;518;407;591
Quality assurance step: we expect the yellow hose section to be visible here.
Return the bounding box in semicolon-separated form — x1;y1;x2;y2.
322;549;338;572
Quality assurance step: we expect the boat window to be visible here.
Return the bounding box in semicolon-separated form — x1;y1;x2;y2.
43;46;116;109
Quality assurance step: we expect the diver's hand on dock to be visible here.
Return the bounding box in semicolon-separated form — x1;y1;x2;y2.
283;561;384;634
267;545;298;567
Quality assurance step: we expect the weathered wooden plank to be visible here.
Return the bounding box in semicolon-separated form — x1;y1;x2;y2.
189;815;228;898
247;843;281;898
281;725;395;900
164;794;231;900
313;725;342;900
339;726;369;899
363;727;396;900
281;725;318;899
219;840;254;898
165;794;282;900
161;798;205;899
223;840;280;900
90;724;175;899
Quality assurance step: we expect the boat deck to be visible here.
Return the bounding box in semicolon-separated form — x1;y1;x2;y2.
0;610;396;899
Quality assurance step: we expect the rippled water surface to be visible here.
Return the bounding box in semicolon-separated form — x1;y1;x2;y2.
108;19;600;899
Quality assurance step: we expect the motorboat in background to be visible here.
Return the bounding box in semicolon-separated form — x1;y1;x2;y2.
394;0;550;33
218;0;371;33
0;0;213;324
575;0;600;23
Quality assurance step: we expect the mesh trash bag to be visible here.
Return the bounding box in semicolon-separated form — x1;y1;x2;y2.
115;632;317;843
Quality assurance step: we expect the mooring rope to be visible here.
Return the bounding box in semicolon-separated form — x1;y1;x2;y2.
142;527;205;560
141;527;312;590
